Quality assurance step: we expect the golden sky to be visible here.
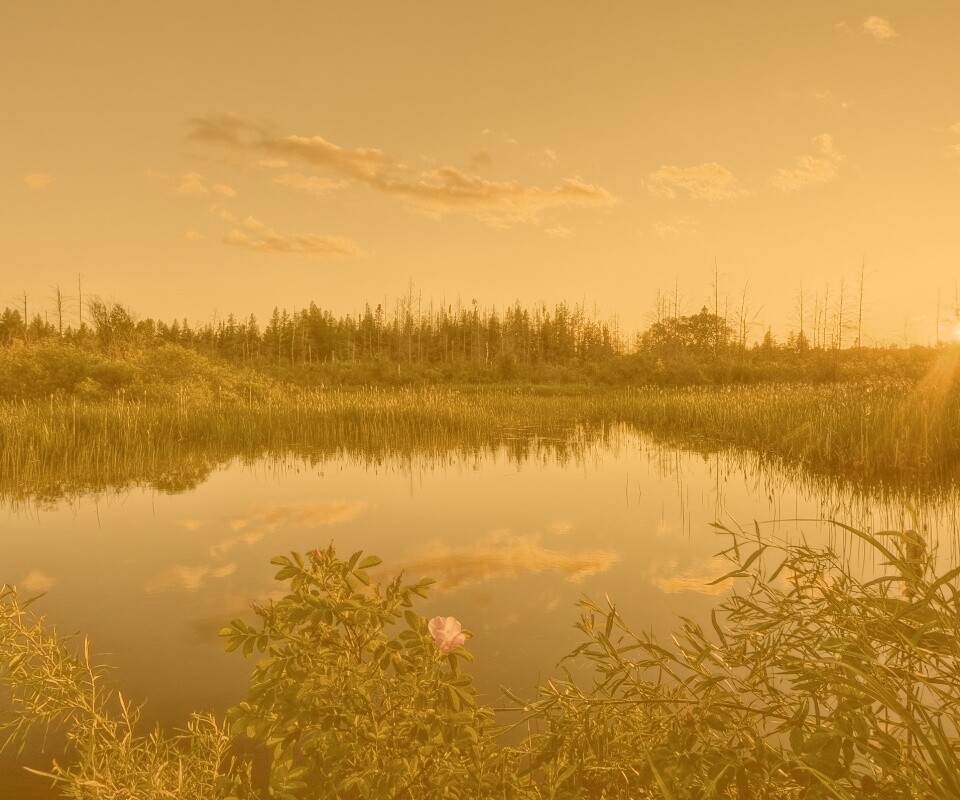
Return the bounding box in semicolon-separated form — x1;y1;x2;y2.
3;2;959;344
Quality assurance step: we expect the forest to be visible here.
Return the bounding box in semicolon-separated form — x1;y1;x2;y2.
0;287;945;396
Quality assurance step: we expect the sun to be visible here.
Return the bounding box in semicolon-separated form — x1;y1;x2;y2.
951;321;960;343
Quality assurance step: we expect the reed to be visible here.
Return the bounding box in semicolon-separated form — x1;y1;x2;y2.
1;382;958;504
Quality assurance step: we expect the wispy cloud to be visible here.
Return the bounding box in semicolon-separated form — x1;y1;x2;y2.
181;230;204;242
211;500;368;556
147;170;236;197
22;173;54;190
646;162;746;201
145;563;237;593
224;226;365;258
812;89;851;111
215;210;363;259
18;570;57;592
272;172;348;197
482;128;518;146
949;124;960;162
863;15;898;42
209;202;236;223
545;225;572;238
653;216;698;238
771;133;844;192
469;148;494;169
186;114;616;226
384;169;615;224
538;148;558;167
388;529;619;591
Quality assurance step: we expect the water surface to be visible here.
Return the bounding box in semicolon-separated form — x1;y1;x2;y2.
3;426;958;796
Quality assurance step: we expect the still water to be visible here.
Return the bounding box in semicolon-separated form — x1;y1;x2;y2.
3;426;958;796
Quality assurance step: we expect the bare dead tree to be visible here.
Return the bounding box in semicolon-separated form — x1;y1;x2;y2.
53;284;65;337
836;278;845;351
822;284;831;349
793;278;808;349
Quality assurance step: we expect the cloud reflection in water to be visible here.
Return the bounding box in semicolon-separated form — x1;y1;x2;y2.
389;530;618;591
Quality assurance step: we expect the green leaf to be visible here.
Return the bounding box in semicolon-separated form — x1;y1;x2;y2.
790;726;805;754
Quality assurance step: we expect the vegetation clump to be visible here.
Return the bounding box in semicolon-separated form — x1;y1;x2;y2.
3;520;960;798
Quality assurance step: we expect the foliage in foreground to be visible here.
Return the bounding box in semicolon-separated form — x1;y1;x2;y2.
3;521;960;798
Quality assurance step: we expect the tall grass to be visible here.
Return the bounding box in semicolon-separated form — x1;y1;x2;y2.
1;382;959;503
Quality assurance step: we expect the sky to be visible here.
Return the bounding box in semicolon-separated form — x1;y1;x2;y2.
3;1;960;345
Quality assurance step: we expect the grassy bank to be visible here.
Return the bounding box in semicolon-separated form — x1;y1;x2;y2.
2;378;959;503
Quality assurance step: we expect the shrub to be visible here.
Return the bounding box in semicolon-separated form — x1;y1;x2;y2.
220;546;508;799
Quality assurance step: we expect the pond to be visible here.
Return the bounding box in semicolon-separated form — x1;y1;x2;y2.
3;424;959;796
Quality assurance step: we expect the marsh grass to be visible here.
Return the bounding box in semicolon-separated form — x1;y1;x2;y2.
0;585;256;799
1;383;959;504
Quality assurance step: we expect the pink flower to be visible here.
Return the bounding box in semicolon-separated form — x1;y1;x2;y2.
428;616;466;653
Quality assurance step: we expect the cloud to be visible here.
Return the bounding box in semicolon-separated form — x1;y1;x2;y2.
381;168;615;223
949;125;960;161
212;500;367;555
647;556;732;596
209;202;237;223
148;170;236;197
18;570;57;592
186;114;400;180
388;529;619;591
186;114;616;225
470;148;493;169
207;204;361;257
145;562;237;593
482;128;518;146
653;216;698;238
545;225;572;238
646;162;746;201
863;15;898;41
224;226;365;258
771;133;844;191
834;21;853;37
273;172;348;196
22;173;54;190
182;231;204;242
539;148;558;167
812;89;851;111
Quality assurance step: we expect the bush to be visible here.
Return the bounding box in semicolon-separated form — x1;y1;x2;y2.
220;546;507;799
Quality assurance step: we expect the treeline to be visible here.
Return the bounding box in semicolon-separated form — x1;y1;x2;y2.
1;297;626;369
0;294;944;393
